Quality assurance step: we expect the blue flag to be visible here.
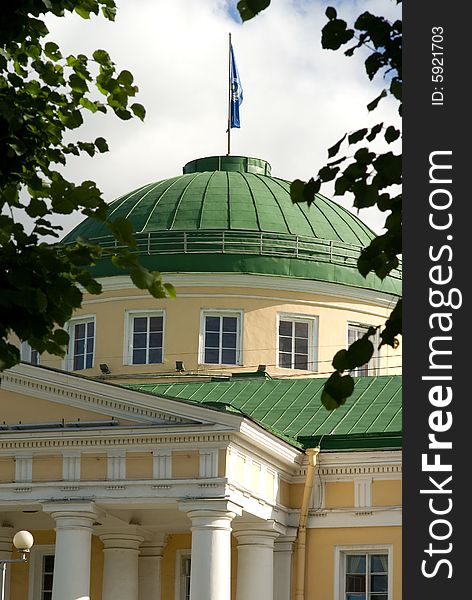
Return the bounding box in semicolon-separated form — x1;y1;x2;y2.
230;44;243;129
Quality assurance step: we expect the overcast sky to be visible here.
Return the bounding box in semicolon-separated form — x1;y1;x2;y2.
43;0;401;236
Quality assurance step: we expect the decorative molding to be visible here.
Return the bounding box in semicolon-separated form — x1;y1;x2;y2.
355;478;373;508
96;274;398;309
152;449;172;479
107;450;126;480
63;452;81;481
15;455;32;482
199;448;218;478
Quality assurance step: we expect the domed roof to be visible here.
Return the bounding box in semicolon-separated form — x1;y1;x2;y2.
63;156;401;295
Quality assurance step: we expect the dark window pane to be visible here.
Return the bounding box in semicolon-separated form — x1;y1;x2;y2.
31;350;40;365
74;355;84;370
205;332;219;348
222;333;237;349
279;337;292;353
279;352;292;368
43;573;53;589
75;323;85;338
85;353;93;369
133;349;146;364
347;555;366;574
42;593;52;600
149;348;162;364
149;332;162;348
295;321;309;337
295;337;308;353
222;348;237;364
371;596;387;600
87;321;94;336
43;556;54;571
133;333;147;348
204;348;219;364
279;320;292;336
205;316;220;332
74;339;85;355
133;317;147;332
371;555;388;573
346;574;366;593
346;595;366;600
150;316;163;332
222;317;237;332
371;575;388;593
294;354;308;370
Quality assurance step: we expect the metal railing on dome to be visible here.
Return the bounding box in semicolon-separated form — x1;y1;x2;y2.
71;230;402;281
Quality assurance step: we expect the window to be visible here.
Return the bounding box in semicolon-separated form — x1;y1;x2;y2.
175;551;191;600
200;311;242;365
20;341;40;365
28;545;55;600
334;546;392;600
344;553;388;600
277;314;317;370
347;323;379;376
67;317;95;371
126;311;164;364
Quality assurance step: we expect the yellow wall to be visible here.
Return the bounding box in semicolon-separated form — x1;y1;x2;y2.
35;283;400;380
32;455;62;482
161;533;192;600
81;454;107;481
218;449;227;477
372;479;402;506
0;457;15;482
172;451;199;478
304;526;402;600
324;481;355;508
126;452;153;480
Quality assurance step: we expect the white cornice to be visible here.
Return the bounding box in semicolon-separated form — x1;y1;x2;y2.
96;274;399;308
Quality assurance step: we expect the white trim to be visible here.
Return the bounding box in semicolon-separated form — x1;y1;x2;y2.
20;342;40;365
174;549;192;600
334;544;393;600
28;544;55;600
276;312;319;372
63;314;96;372
123;309;166;366
96;274;400;308
198;309;243;366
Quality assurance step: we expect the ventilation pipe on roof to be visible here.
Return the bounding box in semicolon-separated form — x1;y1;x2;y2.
294;446;320;600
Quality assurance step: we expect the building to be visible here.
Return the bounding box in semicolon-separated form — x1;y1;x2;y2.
0;155;402;600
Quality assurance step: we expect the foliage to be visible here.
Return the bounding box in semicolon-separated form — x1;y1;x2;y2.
239;1;402;409
0;1;174;370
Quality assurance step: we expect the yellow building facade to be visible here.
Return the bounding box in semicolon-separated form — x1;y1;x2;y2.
1;155;402;600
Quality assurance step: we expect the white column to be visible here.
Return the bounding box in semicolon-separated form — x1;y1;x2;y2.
184;506;237;600
0;526;14;600
100;529;144;600
138;535;167;600
273;536;296;600
234;524;279;600
46;505;96;600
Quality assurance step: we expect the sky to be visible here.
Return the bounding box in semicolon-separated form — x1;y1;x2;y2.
43;0;401;236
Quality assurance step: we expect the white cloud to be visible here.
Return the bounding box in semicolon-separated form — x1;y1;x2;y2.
41;0;401;236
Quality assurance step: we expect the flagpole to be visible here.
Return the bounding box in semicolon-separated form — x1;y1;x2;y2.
227;32;231;156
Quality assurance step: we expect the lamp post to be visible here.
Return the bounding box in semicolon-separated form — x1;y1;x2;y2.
0;531;34;600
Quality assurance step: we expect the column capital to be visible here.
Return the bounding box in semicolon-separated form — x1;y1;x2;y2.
179;499;242;519
99;528;144;551
139;533;167;557
42;503;98;531
233;520;279;547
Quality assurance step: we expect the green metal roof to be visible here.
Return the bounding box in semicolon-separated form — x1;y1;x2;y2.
125;375;402;451
62;156;401;295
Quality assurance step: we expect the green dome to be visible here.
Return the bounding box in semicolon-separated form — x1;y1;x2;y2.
63;156;401;295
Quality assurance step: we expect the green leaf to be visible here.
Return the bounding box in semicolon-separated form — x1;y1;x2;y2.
164;282;177;298
367;89;387;111
323;372;355;408
385;125;400;143
326;7;337;20
348;128;368;145
318;166;339;182
366;123;383;142
237;0;271;21
95;137;109;153
332;349;350;371
328;134;346;158
93;49;112;66
347;338;374;368
107;217;136;247
44;42;62;60
131;103;146;121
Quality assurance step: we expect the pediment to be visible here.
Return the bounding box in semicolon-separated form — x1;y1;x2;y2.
0;364;239;433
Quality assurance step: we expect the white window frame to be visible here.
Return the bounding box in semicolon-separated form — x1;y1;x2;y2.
28;544;55;600
199;309;243;366
276;312;318;371
174;549;191;600
347;322;380;377
20;341;40;365
64;315;96;371
124;309;166;365
334;544;393;600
